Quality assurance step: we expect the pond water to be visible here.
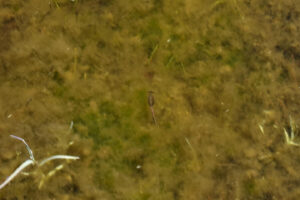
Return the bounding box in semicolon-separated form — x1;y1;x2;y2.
0;0;300;199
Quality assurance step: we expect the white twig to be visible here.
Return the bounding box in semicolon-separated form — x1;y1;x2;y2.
184;137;194;152
284;128;300;147
0;159;35;189
69;121;74;130
0;135;80;190
10;135;35;161
38;155;80;167
282;116;300;146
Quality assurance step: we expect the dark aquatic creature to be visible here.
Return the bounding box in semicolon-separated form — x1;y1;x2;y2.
148;91;157;125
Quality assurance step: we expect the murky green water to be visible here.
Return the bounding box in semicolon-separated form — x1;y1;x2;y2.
0;0;300;199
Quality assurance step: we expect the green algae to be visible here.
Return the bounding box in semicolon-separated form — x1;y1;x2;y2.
1;0;300;199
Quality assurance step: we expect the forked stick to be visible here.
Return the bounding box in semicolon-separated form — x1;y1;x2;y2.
0;135;79;190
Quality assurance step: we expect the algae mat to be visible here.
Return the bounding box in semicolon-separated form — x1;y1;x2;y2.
0;0;300;199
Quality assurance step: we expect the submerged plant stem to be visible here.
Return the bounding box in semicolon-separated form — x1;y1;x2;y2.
38;155;80;167
0;135;80;190
10;135;35;161
150;106;157;125
0;159;35;190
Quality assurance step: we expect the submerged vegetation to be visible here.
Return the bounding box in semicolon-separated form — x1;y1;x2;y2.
0;0;300;199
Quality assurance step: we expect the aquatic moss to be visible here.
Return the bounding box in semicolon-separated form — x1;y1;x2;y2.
132;90;148;123
52;85;67;98
94;165;115;192
72;94;150;150
140;18;163;58
224;49;246;67
98;101;120;127
242;178;257;197
52;70;64;84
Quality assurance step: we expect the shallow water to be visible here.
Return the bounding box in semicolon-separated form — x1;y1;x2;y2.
0;0;300;199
